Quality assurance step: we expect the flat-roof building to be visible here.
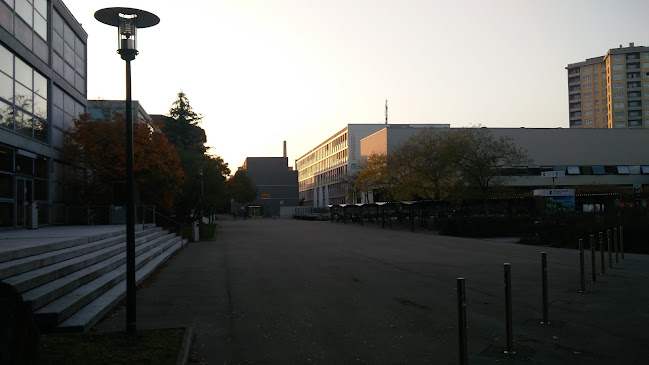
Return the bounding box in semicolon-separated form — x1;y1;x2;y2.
296;123;449;206
359;127;649;201
0;0;87;228
237;155;299;217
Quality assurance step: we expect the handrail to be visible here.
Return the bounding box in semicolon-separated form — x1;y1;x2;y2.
141;206;184;238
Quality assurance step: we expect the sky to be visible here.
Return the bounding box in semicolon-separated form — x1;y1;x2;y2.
61;0;649;171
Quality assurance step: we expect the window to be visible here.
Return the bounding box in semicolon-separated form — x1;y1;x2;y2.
642;166;649;174
595;100;600;106
644;53;649;59
584;92;592;99
644;63;649;68
583;66;591;72
614;102;624;109
585;110;593;116
584;119;593;125
567;166;580;175
602;81;606;87
582;75;591;81
592;166;605;175
613;64;623;71
612;55;622;61
594;91;599;97
583;83;591;89
617;166;630;174
615;121;626;128
593;73;598;79
614;83;623;89
594;64;599;70
614;111;625;118
613;74;623;80
585;101;593;107
0;44;49;142
614;92;623;99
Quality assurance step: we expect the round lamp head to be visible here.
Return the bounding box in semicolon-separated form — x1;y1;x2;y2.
94;7;159;61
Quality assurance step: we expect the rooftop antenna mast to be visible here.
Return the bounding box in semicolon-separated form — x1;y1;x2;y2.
385;99;388;124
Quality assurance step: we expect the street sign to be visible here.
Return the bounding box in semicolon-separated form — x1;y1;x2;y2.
541;171;565;178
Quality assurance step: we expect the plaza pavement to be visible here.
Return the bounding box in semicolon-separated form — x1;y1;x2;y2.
95;216;649;364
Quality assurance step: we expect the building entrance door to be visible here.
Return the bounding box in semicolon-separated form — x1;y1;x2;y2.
16;177;33;227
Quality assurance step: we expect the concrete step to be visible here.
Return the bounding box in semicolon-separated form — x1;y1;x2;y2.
0;235;125;280
3;228;165;294
32;232;180;330
56;237;188;332
22;232;173;312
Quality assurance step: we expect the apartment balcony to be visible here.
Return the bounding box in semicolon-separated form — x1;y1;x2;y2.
628;119;643;128
567;69;580;76
627;82;641;90
627;102;642;110
569;95;581;101
627;92;641;100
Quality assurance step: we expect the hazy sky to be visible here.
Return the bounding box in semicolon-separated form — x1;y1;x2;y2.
62;0;649;170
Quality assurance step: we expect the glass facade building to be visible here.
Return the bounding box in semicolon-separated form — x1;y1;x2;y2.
0;0;87;228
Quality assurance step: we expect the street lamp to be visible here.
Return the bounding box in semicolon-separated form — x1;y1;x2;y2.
94;7;159;334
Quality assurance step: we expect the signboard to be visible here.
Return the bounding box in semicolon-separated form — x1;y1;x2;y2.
541;171;565;178
534;189;575;214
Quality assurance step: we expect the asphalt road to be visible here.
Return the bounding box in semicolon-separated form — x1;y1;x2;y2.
97;217;649;364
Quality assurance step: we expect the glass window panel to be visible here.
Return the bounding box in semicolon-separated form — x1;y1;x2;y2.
52;9;63;35
629;166;641;175
63;92;73;114
641;166;649;174
617;165;630;174
74;73;84;94
63;22;73;45
63;62;74;85
75;37;85;58
34;0;45;18
0;72;12;100
52;31;63;55
0;145;12;172
74;100;84;118
52;105;63;129
52;53;63;76
567;166;580;175
33;71;46;97
33;118;47;142
0;100;13;129
15;109;32;137
52;85;63;107
0;173;12;198
3;0;15;10
33;94;46;119
15;154;33;174
15;83;32;112
592;166;605;175
14;57;31;88
0;44;12;76
0;202;13;227
75;54;84;76
15;0;32;27
34;178;47;200
63;42;74;65
34;12;46;40
51;127;63;149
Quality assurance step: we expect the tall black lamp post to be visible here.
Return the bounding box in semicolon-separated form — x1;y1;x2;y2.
94;7;159;334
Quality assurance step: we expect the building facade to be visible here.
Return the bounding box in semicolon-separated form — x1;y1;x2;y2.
0;0;87;228
296;123;449;206
236;156;299;217
359;127;649;201
87;100;152;122
566;43;649;129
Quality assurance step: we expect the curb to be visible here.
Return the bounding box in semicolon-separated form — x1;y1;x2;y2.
176;326;194;365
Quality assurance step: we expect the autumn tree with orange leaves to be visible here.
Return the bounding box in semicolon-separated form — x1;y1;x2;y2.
62;113;184;211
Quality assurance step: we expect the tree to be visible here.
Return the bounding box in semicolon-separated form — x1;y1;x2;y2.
62;113;184;211
163;91;207;153
226;170;258;204
158;91;230;219
448;127;529;213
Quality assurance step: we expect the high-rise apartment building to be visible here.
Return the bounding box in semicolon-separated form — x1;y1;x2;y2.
566;43;649;129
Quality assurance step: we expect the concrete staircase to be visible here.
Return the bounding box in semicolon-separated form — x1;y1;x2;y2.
0;225;187;332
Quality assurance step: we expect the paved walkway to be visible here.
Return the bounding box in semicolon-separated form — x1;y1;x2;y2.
95;217;649;364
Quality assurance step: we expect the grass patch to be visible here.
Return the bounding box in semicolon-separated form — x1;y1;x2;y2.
38;328;185;365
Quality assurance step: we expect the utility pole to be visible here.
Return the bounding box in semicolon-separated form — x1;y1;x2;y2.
385;99;388;124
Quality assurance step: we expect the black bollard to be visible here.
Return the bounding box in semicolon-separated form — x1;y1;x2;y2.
504;263;514;354
614;227;619;263
457;278;468;365
590;235;596;283
607;229;613;270
541;252;549;324
620;226;624;259
579;239;585;293
599;232;606;276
